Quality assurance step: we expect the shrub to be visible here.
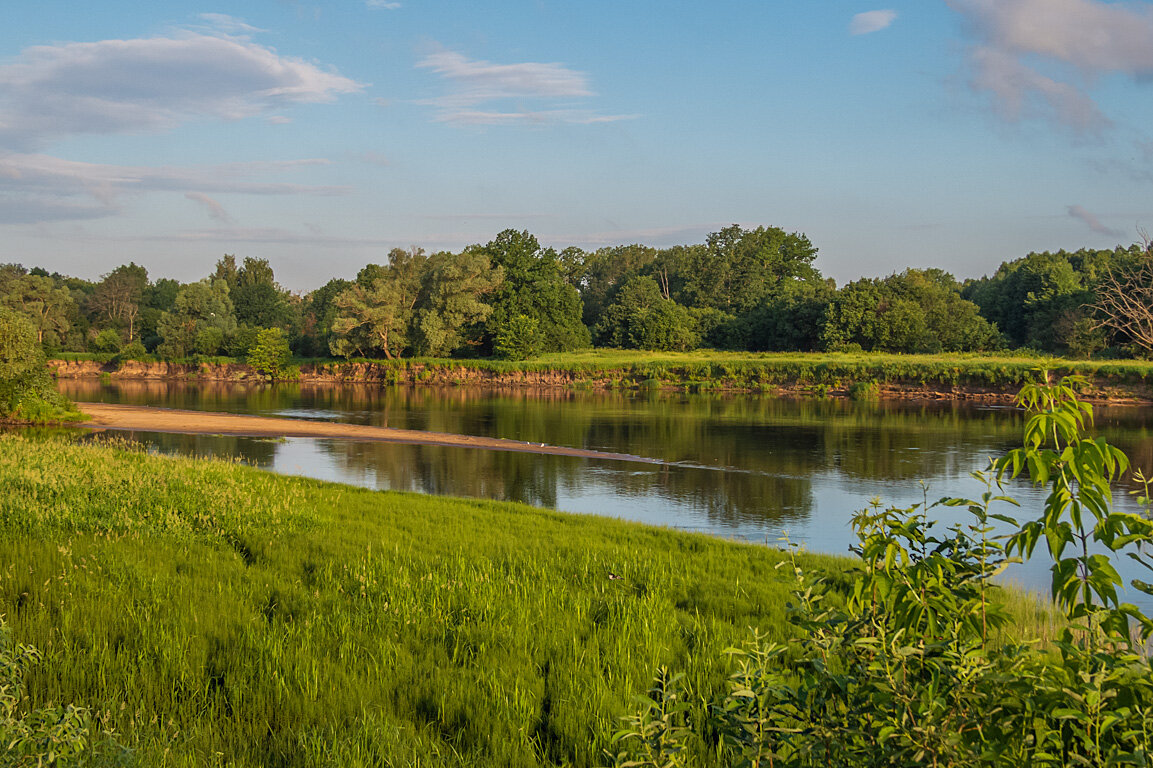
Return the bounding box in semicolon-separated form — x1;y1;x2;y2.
1;619;132;766
613;370;1153;767
493;314;543;360
90;328;122;354
246;327;297;382
0;308;81;422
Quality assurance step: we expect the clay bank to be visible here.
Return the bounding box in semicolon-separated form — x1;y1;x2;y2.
48;354;1153;403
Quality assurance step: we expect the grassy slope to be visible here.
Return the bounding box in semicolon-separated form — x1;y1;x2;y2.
0;434;852;767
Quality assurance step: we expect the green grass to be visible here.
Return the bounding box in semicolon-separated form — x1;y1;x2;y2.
0;434;858;767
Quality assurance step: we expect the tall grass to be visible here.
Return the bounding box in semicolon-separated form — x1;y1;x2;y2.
1;434;855;767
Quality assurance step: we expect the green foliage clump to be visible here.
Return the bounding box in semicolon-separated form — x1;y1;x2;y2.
822;269;1000;354
246;327;297;381
0;307;81;422
613;372;1153;766
595;276;699;352
329;248;503;359
155;278;236;358
478;229;590;354
90;328;122;354
494;313;544;360
1;619;131;767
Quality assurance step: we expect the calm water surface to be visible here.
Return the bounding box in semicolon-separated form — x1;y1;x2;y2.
56;379;1153;596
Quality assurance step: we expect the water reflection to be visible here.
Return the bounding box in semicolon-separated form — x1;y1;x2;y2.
54;380;1153;591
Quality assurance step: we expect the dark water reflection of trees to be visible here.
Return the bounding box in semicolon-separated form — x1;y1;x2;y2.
56;380;1153;541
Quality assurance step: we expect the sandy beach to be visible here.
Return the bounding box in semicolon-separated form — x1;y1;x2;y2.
75;402;661;465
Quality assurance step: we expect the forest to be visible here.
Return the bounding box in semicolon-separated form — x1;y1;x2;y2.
3;224;1151;362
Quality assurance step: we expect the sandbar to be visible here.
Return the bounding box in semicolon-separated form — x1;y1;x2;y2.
75;403;661;465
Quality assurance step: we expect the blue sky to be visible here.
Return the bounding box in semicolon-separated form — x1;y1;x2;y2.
2;0;1152;291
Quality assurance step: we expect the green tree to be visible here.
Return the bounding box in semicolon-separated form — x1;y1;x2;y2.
573;244;659;328
89;263;148;342
247;327;295;381
329;249;426;359
139;278;182;348
413;250;503;357
299;278;353;357
962;248;1134;352
212;254;298;331
822;270;999;353
155;279;236;358
595;275;699;351
493;314;544;360
91;328;123;353
232;257;296;329
741;278;835;351
678;225;819;314
0;308;79;421
0;274;76;347
475;230;590;354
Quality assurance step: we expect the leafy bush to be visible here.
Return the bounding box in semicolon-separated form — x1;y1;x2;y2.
613;371;1153;767
0;308;82;422
115;341;147;362
246;327;298;381
1;620;132;766
90;329;122;354
494;314;544;360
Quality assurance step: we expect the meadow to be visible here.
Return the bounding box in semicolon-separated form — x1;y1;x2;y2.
1;432;861;767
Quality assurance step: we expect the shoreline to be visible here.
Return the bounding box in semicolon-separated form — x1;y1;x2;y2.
48;354;1153;404
73;402;664;464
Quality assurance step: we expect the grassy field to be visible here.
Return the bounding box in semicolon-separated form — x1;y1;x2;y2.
54;349;1153;398
1;433;862;767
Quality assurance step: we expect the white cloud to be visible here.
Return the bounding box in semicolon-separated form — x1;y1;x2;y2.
415;48;634;125
0;32;364;150
850;10;897;36
1067;204;1124;238
366;1;402;8
947;0;1153;134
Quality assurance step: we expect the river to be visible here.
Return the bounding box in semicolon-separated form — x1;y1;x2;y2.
55;379;1153;599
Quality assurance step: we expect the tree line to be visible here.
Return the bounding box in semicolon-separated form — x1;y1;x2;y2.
3;224;1151;362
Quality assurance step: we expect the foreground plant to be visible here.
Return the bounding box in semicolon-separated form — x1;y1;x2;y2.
1;619;131;767
613;371;1153;767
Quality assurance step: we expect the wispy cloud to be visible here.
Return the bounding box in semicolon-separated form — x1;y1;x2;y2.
850;10;897;36
359;151;390;166
1067;204;1124;238
947;0;1153;134
0;31;364;151
195;14;264;36
366;1;402;8
0;153;346;224
415;48;635;125
185;192;236;224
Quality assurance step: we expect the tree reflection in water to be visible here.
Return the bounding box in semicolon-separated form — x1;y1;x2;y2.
55;379;1152;549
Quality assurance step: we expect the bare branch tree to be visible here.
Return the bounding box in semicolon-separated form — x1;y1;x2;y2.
1093;247;1153;354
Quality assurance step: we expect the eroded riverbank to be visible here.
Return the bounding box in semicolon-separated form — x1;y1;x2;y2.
49;353;1153;403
